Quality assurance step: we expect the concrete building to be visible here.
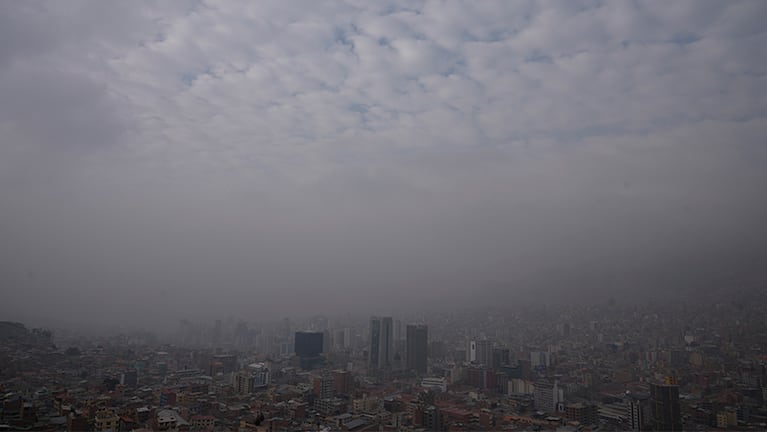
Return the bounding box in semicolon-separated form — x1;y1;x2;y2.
565;402;598;426
156;409;189;431
210;354;238;375
332;370;353;395
491;347;510;369
716;409;737;429
232;363;269;395
421;377;447;392
627;394;649;431
313;375;335;400
423;405;441;430
477;340;493;366
534;379;564;413
508;378;535;395
190;415;214;430
467;366;497;390
466;339;493;365
94;408;119;432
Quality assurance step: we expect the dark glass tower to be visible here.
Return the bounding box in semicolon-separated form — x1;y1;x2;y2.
294;331;323;357
406;324;428;374
369;317;393;369
650;382;681;431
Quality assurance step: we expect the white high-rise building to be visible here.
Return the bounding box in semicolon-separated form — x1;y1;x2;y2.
534;379;564;413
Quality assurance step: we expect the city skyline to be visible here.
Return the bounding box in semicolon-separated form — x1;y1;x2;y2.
2;290;765;430
1;2;766;429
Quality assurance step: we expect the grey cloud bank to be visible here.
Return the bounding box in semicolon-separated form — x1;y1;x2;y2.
1;1;766;329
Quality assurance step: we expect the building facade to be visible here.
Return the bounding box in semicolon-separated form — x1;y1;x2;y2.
467;339;493;366
406;324;428;374
534;379;564;413
232;363;270;395
295;332;323;357
650;382;682;431
627;394;649;431
369;317;393;370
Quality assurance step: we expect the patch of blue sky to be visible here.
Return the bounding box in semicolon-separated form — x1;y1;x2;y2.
348;104;369;114
180;67;215;87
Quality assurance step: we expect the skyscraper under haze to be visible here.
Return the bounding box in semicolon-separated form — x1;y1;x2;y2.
406;324;428;374
368;316;393;370
294;332;323;357
467;339;493;366
650;381;681;431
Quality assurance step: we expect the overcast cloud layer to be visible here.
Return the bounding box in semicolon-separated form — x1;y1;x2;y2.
1;1;766;328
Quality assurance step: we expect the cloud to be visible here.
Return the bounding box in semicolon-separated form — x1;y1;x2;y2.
0;0;766;326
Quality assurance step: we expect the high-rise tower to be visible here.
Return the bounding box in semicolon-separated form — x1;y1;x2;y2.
406;324;428;374
650;381;681;431
467;339;493;365
369;316;393;369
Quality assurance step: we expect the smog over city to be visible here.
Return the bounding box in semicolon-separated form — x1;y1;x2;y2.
2;0;766;329
1;3;766;431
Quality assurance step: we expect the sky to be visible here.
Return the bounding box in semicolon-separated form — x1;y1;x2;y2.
1;1;766;329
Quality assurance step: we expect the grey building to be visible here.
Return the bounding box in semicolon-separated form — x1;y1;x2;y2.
369;316;393;370
406;324;428;374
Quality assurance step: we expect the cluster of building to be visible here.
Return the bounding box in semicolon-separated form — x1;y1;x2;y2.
2;288;767;431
